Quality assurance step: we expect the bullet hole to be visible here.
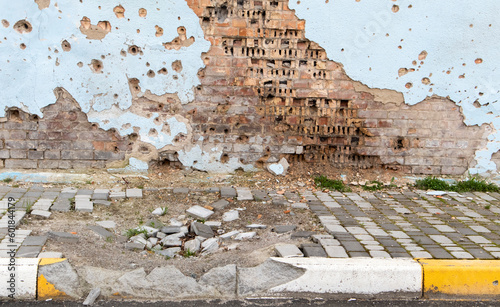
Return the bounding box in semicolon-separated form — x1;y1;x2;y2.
13;20;32;34
19;43;26;50
129;133;138;141
178;26;186;35
237;135;249;143
139;146;150;154
172;60;183;72
155;25;163;37
90;59;103;73
157;67;168;75
61;40;71;51
221;154;229;163
475;58;483;64
97;21;111;32
493;280;498;286
8;109;21;122
113;5;125;19
421;77;431;85
1;20;9;28
418;50;428;60
394;137;405;150
148;128;158;137
77;61;83;68
139;8;147;17
224;129;229;134
120;50;127;56
173;75;178;80
398;68;408;77
80;16;91;29
147;69;155;78
405;82;413;89
392;5;399;13
217;5;228;22
128;45;140;55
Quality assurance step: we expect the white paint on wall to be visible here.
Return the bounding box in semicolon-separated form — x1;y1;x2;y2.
290;0;500;174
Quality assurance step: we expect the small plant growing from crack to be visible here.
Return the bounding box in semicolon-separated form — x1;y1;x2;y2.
314;175;351;192
25;200;34;213
2;178;12;183
181;248;196;258
125;228;147;238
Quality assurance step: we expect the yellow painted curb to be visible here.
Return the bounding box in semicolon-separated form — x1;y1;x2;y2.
37;258;69;300
419;259;500;298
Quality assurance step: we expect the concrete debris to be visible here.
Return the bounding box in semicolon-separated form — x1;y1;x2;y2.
267;158;290;176
222;210;239;222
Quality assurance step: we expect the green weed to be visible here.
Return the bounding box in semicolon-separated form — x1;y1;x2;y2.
181;248;196;258
415;176;499;193
362;181;384;191
314;175;351;192
125;228;147;238
2;178;12;183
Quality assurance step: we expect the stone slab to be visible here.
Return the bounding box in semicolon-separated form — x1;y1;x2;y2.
275;244;304;258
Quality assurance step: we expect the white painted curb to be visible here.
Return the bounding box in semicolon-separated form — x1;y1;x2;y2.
269;258;422;298
0;258;39;299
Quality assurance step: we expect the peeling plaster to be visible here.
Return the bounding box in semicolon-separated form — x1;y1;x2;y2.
0;0;209;146
290;0;500;174
178;144;258;173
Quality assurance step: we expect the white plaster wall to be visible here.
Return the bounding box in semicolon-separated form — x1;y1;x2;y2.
290;0;500;175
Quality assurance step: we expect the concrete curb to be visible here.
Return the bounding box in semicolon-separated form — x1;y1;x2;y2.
1;258;500;300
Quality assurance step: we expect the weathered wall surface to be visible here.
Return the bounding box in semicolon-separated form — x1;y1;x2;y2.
0;0;497;176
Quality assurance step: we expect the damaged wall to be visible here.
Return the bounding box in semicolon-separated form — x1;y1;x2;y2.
0;0;498;176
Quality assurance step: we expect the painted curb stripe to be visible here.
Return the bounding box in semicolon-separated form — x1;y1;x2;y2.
0;258;39;299
269;258;422;297
419;259;500;297
37;258;69;300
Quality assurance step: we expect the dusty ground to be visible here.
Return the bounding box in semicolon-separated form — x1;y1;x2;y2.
12;163;462;277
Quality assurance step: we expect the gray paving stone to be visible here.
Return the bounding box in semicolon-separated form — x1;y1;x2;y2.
31;210;52;218
38;252;63;258
341;241;366;252
96;221;116;229
76;189;93;195
186;205;214;220
48;231;79;243
324;246;348;258
236;187;253;201
211;199;229;211
161;226;181;234
273;225;297;233
109;191;126;199
252;190;270;201
93;200;111;206
301;244;327;257
275;244;304;258
467;235;491;244
22;235;48;246
369;251;391;258
15;245;42;257
173;187;190;194
191;222;214;238
125;242;145;250
50;202;71;212
291;231;315;239
88;225;114;239
220;187;237;198
126;188;143;198
76;200;93;212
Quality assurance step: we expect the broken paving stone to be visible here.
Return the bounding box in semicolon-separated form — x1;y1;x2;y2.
109;192;126;199
220;187;237;198
93;200;111;206
291;231;316;239
30;210;51;218
191;222;214;238
125;242;145;250
246;224;267;229
135;226;159;237
16;245;42;258
220;230;240;241
235;232;257;240
202;237;219;255
267;157;290;176
155;247;181;258
130;235;147;245
275;244;304;258
126;188;143;198
186;205;214;220
83;287;101;306
96;221;116;229
184;238;201;253
161;236;182;247
161;226;181;234
88;226;113;240
152;207;167;215
75;200;93;212
48;231;79;243
222;210;239;222
156;232;166;239
169;218;184;227
211;199;229;211
273;225;297;234
22;235;48;246
236;188;253;201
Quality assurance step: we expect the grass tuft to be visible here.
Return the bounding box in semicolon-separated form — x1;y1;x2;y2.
415;176;499;193
362;181;384;191
314;175;351;192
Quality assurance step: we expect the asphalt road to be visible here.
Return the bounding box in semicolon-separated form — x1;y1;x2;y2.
1;299;499;307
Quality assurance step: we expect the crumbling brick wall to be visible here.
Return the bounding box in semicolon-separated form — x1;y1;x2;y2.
0;88;130;169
